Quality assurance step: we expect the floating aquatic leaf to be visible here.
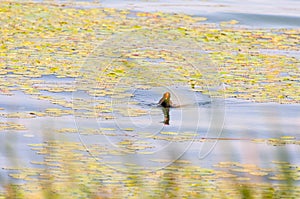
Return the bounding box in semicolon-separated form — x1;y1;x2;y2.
251;139;265;143
56;128;77;134
122;128;134;132
249;171;268;176
100;128;115;131
160;131;179;135
280;136;296;140
0;122;27;131
235;177;250;181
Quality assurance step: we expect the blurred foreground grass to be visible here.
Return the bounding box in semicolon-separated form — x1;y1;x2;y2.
2;140;300;198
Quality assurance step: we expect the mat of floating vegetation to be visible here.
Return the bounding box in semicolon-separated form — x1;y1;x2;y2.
0;1;299;105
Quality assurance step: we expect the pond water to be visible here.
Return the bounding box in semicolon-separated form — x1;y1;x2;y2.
35;0;300;28
1;84;299;183
102;0;300;27
1;0;300;193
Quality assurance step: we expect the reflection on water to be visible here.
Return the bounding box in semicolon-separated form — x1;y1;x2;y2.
162;107;170;125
